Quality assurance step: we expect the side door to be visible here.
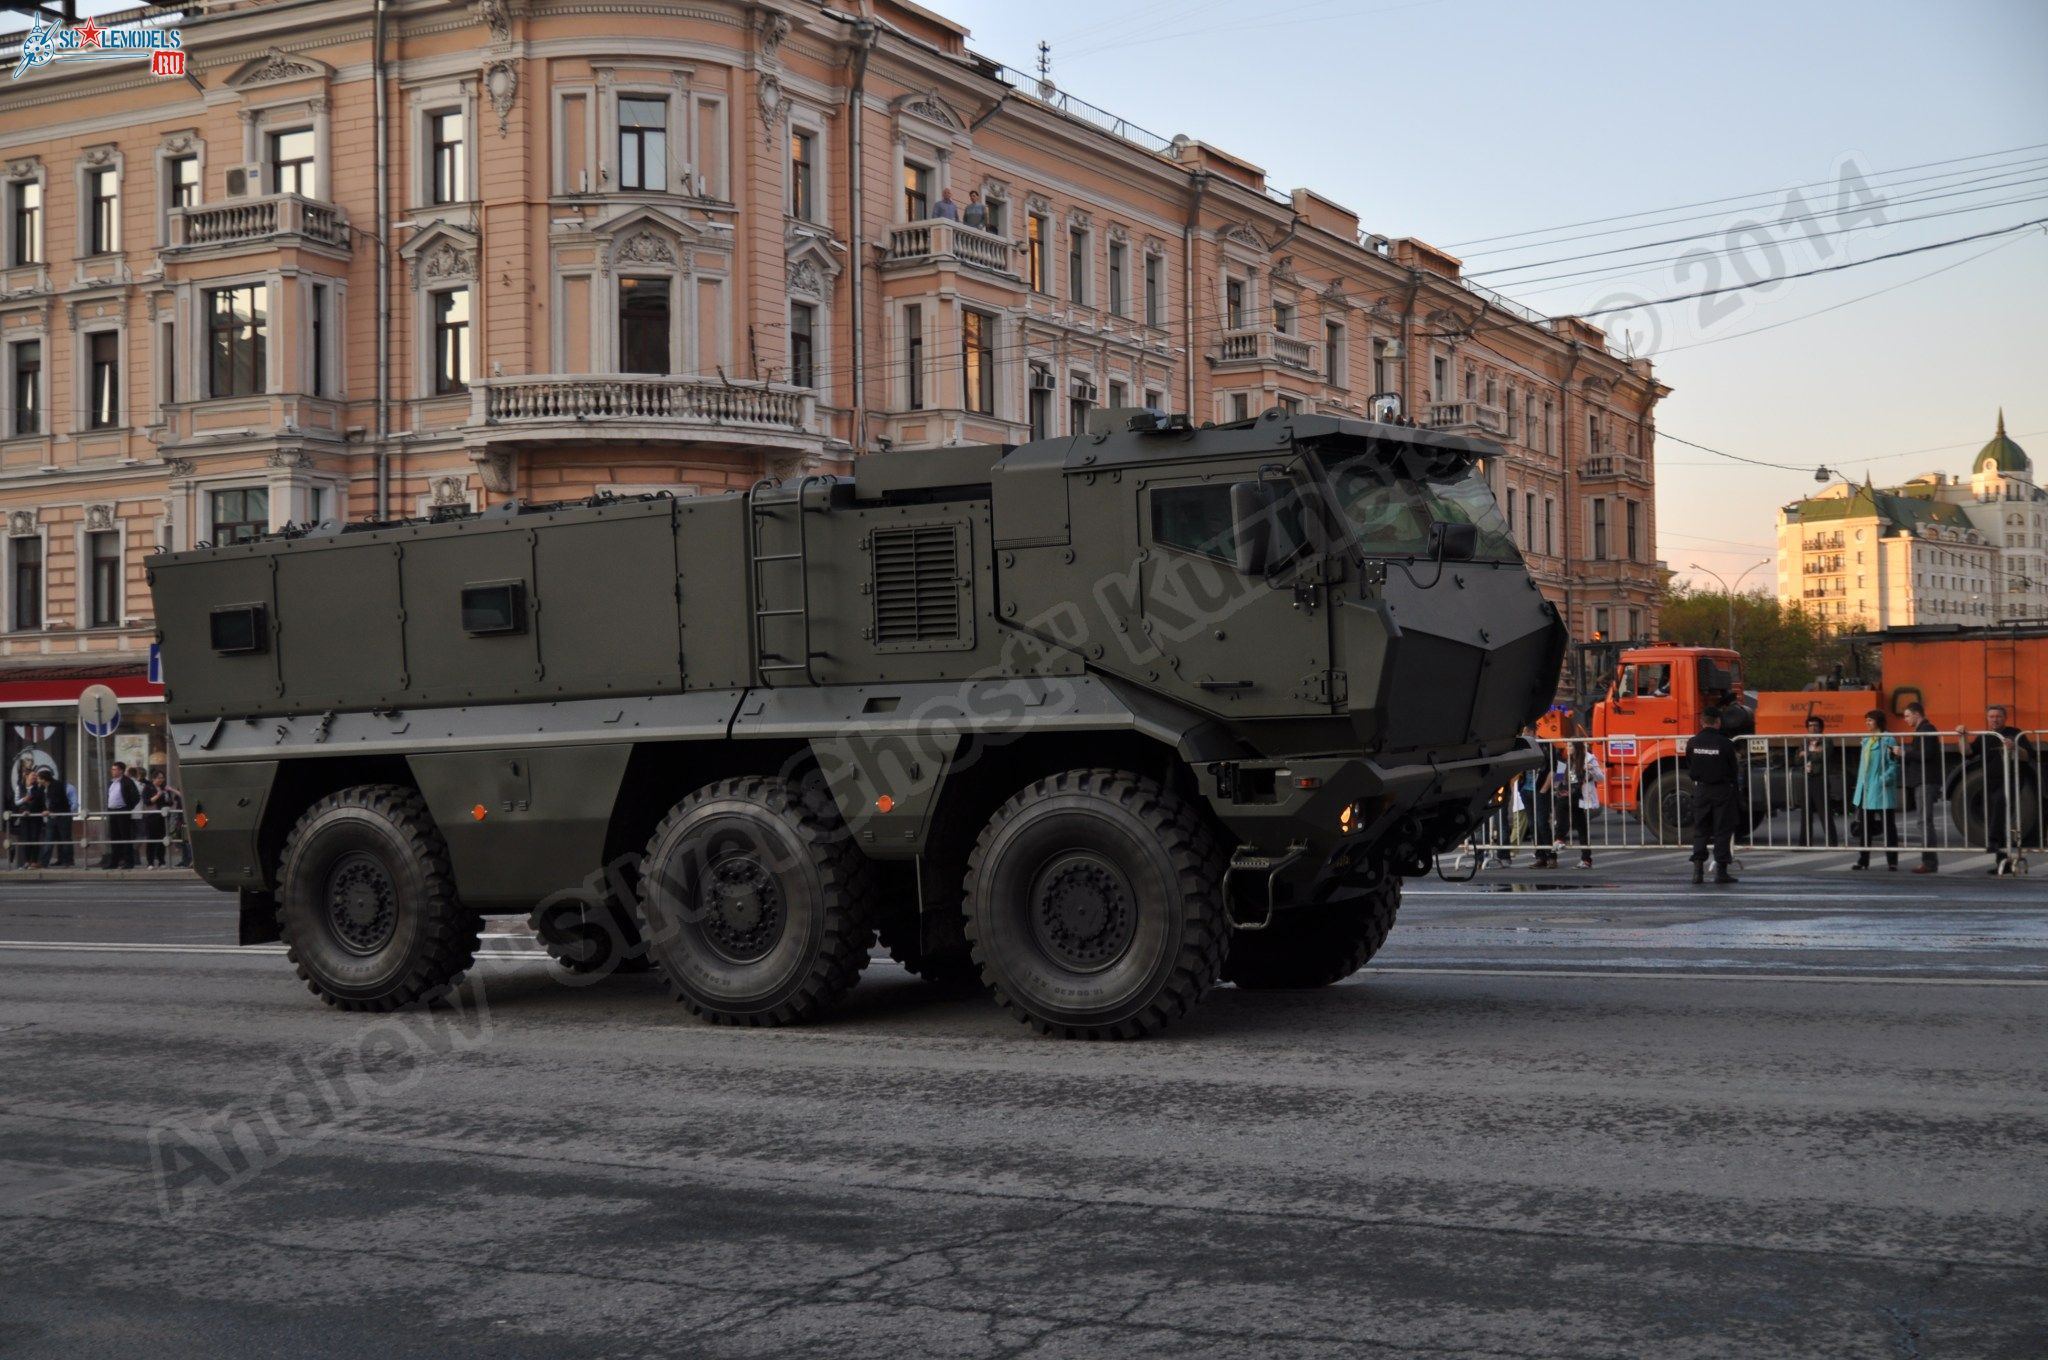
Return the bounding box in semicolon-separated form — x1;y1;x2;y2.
1133;468;1332;719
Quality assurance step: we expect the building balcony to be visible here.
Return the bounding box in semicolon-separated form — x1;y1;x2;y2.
1579;453;1647;482
165;194;352;257
468;374;821;450
1213;326;1321;373
882;221;1017;279
1428;401;1507;437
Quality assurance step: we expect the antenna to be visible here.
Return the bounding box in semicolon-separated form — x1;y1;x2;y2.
1035;41;1054;97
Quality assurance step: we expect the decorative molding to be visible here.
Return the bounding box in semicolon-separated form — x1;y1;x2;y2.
613;228;678;267
266;450;311;470
430;473;469;506
7;509;37;537
1223;221;1268;251
897;88;964;134
4;157;40;178
1025;192;1050;216
81;144;118;168
227;48;333;88
473;0;511;45
160;130;198;154
416;240;478;283
788;258;823;297
756;9;791;64
483;58;519;134
162;458;196;478
757;73;791;145
471;449;516;494
1142;235;1166;255
84;503;117;531
1066;207;1092;231
1107;222;1128;245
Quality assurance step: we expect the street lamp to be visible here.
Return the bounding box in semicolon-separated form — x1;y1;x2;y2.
1689;558;1772;650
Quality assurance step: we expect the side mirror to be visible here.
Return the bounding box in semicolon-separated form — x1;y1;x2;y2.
1430;521;1480;561
1229;480;1277;576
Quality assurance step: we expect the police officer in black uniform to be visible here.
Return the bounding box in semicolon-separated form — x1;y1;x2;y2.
1688;706;1743;885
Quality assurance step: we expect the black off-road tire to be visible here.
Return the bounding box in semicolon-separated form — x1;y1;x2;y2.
276;784;482;1011
1223;874;1401;990
963;768;1229;1040
636;776;878;1026
529;886;653;976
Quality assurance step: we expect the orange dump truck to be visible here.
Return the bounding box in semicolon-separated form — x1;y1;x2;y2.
1567;627;2044;839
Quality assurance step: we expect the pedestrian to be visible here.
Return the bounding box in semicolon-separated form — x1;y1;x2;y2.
37;769;72;869
1561;745;1602;868
1796;716;1840;848
14;766;44;869
962;188;987;230
1902;701;1945;873
1528;751;1558;868
1955;704;2037;876
932;187;960;221
1687;706;1742;884
154;773;190;867
103;760;143;869
141;770;169;868
1849;709;1901;871
7;755;35;868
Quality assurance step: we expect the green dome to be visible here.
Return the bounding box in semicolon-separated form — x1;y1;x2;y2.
1976;409;2030;475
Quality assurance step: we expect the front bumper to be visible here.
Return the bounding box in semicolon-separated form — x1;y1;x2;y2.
1194;738;1544;903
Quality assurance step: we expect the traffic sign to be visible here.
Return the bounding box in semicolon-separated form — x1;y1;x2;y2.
148;641;162;686
79;683;121;738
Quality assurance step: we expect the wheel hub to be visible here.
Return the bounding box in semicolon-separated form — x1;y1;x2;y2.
696;853;784;963
1031;853;1136;972
325;852;398;955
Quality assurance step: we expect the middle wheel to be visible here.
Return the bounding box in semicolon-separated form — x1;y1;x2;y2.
963;768;1229;1039
636;776;878;1026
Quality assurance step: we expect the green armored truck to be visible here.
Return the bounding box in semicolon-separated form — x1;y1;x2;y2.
149;411;1564;1038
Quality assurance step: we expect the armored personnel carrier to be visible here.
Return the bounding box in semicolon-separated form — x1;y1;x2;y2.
150;410;1563;1037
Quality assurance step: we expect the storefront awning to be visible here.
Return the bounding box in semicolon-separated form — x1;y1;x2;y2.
0;662;165;706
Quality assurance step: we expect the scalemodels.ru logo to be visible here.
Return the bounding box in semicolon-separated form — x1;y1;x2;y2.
12;16;185;81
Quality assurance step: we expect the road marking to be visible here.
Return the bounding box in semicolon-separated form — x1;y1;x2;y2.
1371;966;2048;987
0;940;552;960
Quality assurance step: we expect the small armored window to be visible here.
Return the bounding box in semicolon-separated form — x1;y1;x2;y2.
1150;484;1236;562
209;603;267;654
460;581;526;635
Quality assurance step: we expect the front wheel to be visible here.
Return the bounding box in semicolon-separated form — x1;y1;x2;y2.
276;784;481;1011
636;776;878;1026
1223;874;1401;990
963;769;1228;1040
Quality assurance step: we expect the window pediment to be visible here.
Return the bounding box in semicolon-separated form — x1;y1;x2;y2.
400;223;480;283
227;48;334;90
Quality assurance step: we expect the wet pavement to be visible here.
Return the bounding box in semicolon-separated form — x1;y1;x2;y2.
0;868;2043;1356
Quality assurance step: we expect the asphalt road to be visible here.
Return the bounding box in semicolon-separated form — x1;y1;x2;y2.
1;862;2043;1358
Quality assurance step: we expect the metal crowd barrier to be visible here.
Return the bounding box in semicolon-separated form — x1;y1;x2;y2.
1458;729;2040;871
2;809;193;870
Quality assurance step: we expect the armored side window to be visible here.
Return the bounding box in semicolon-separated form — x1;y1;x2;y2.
460;581;526;636
209;603;268;654
1149;484;1235;562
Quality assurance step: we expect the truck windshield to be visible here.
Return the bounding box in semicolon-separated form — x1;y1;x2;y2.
1318;452;1521;563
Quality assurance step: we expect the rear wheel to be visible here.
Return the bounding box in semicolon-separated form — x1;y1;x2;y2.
276;784;481;1011
1639;768;1686;844
1223;873;1401;990
963;769;1228;1039
636;776;878;1026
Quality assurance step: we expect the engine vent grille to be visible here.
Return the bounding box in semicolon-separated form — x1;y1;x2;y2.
871;525;964;648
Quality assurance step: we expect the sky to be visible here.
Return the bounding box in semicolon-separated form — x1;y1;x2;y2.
12;1;2046;592
941;0;2048;590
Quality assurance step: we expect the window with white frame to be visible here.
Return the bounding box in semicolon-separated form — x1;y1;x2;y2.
962;310;995;415
1026;212;1048;294
208;487;269;545
86;331;120;429
1108;379;1128;409
1027;362;1051;440
788;301;815;388
904;303;924;410
618;275;671;373
7;531;41;630
309;282;331;397
1273;299;1295;335
166;154;199;211
618;97;668;191
1068;372;1094;433
432;289;471;394
269;127;315;196
205;284;267;398
903;160;932;221
1107;239;1127;317
789;128;817;222
1143;252;1163;327
1431;354;1448;401
429;110;467;205
85;166;119;255
1067;225;1090;305
1143;386;1163;411
7;177;42;266
1224;276;1246;329
10;339;41;435
86;529;120;628
1325;320;1347;386
1228;391;1250;422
